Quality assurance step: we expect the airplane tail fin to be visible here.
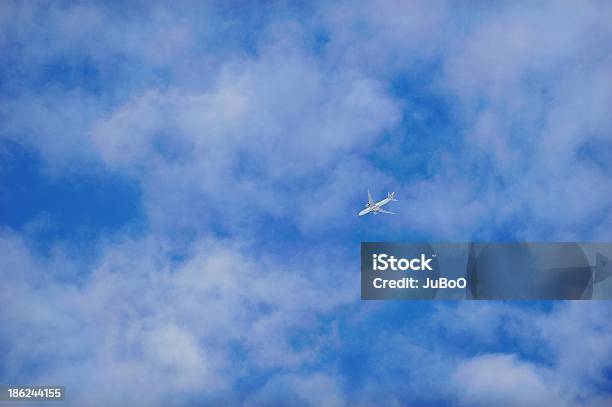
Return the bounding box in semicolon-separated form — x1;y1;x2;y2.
594;253;612;283
387;192;397;201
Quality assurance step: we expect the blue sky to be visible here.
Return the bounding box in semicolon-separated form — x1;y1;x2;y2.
1;1;612;405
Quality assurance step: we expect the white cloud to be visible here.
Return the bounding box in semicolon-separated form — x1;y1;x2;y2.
0;230;354;404
433;303;612;406
3;1;612;238
451;353;568;407
88;44;401;233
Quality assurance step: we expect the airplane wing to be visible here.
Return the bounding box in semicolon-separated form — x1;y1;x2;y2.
378;209;395;214
367;189;375;206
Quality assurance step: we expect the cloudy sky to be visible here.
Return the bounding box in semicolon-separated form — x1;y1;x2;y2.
1;1;612;405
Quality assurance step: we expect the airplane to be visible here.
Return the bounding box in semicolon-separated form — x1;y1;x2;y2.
358;190;398;216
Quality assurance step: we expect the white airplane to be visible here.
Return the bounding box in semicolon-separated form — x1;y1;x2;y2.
358;190;398;216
